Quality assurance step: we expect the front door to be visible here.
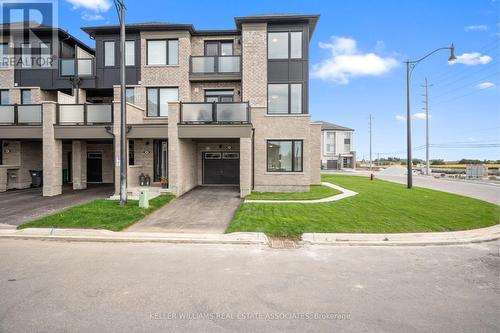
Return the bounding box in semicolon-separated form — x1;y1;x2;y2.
203;152;239;185
153;140;168;182
87;152;103;183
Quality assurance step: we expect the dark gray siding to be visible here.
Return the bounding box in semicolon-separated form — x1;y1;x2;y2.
267;23;309;114
93;33;140;88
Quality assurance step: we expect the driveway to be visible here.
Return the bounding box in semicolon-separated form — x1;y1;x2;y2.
0;184;114;228
127;186;242;233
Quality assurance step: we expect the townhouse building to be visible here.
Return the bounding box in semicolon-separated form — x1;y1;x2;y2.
318;121;356;170
0;14;321;198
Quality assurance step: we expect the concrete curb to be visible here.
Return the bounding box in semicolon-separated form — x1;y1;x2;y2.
0;225;499;246
301;224;500;246
0;228;269;245
244;182;358;203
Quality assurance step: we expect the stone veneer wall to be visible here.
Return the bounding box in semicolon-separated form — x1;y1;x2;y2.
241;23;267;108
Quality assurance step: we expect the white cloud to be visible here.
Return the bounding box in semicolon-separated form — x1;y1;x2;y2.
81;12;104;21
476;81;496;89
464;25;488;32
412;113;431;120
449;52;493;66
395;115;406;121
312;36;399;84
65;0;111;13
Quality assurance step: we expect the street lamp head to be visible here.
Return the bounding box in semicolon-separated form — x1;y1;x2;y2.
448;43;457;62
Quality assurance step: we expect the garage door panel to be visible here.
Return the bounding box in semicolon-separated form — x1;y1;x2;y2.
203;152;239;185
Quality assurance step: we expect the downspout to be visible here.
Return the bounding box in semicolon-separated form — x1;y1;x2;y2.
251;127;255;191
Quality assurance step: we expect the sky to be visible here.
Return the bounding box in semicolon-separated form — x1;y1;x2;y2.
39;0;500;160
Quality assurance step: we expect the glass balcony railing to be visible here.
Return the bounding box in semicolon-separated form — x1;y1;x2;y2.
60;58;95;77
190;56;241;75
0;104;42;125
57;104;113;125
180;102;249;124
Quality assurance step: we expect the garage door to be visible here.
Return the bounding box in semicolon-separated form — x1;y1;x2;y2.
203;152;240;185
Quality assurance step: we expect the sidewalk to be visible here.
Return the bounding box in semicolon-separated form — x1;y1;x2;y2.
1;224;498;246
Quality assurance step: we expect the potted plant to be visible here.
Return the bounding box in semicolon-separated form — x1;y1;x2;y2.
160;177;168;189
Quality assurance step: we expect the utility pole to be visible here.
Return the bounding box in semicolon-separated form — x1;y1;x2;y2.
115;0;127;205
369;114;373;171
421;78;432;176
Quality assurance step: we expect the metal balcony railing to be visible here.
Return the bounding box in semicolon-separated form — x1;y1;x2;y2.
57;103;113;125
180;102;249;124
60;58;95;77
0;104;42;125
190;55;241;75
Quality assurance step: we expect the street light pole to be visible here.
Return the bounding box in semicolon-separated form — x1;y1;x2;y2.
404;43;456;189
115;0;127;205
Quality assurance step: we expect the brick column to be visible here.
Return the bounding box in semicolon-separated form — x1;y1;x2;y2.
168;103;180;196
72;140;87;190
239;137;252;197
309;123;322;185
42;102;62;196
113;101;121;196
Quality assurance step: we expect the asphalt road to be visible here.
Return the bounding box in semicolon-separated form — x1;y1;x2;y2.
0;239;498;332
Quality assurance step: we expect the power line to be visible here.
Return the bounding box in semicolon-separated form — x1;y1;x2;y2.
431;70;499;101
432;84;496;106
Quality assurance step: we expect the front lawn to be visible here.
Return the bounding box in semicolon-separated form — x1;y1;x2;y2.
245;185;341;200
18;195;175;231
226;175;499;238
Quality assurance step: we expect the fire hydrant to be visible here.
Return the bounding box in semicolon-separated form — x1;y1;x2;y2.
370;173;375;181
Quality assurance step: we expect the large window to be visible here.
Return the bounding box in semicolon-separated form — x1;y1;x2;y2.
128;140;135;166
205;89;234;103
0;43;7;68
267;140;303;172
40;42;51;68
104;41;115;67
147;87;178;117
268;31;303;59
344;133;352;152
268;83;302;114
204;41;233;56
21;43;31;68
125;40;135;66
325;131;335;154
147;39;179;65
0;90;9;105
21;89;32;104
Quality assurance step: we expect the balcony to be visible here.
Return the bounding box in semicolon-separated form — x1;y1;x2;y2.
178;102;251;138
60;58;95;77
0;104;42;125
0;104;42;139
55;104;114;139
189;56;241;81
180;102;249;124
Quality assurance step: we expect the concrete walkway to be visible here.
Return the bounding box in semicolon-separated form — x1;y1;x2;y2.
126;186;242;233
244;182;358;203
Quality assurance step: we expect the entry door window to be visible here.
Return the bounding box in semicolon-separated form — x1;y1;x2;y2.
205;89;234;103
153;140;168;182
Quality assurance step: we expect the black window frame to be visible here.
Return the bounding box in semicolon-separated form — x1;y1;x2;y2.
266;139;304;173
267;30;303;60
204;89;234;102
146;39;179;66
0;89;9;105
21;89;31;104
267;83;303;114
0;43;8;68
103;40;115;67
125;40;135;67
146;87;179;117
204;40;234;56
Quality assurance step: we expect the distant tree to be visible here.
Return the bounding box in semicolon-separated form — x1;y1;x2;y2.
458;159;482;164
431;159;445;165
